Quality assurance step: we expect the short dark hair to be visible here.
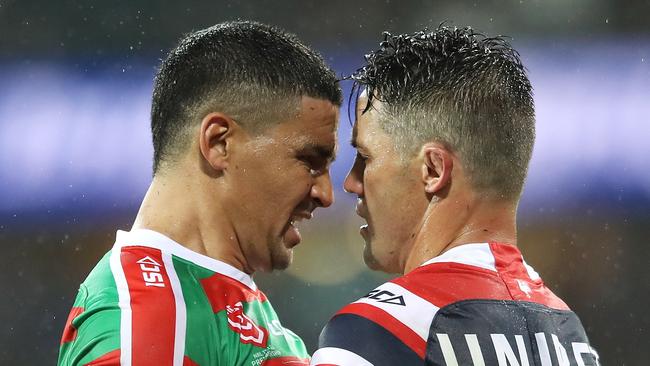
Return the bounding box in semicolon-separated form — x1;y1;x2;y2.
151;21;342;173
351;25;535;200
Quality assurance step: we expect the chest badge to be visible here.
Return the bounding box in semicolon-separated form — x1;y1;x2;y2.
226;301;269;348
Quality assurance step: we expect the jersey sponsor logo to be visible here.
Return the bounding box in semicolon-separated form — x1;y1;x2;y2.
136;256;166;287
363;289;406;306
226;301;269;348
434;332;600;366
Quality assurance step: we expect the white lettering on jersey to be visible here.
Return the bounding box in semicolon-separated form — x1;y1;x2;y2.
572;342;600;366
552;334;570;366
465;334;486;366
436;333;459;366
137;256;165;287
435;332;599;366
534;332;552;366
491;334;529;366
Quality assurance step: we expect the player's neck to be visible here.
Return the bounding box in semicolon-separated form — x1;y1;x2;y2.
132;167;251;273
403;194;518;274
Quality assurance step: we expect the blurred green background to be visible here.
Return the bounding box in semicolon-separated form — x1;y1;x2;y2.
1;0;649;364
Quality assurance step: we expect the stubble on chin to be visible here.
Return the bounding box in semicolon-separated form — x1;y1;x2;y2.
362;242;382;271
269;242;293;271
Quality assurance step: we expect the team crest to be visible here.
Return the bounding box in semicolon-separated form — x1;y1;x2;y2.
226;301;269;348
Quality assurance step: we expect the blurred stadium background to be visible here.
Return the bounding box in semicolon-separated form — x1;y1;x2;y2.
1;0;649;364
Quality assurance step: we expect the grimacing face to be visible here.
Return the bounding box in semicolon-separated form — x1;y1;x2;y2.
344;95;428;273
226;96;339;272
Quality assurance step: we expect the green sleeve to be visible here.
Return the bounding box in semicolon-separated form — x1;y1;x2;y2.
58;285;122;365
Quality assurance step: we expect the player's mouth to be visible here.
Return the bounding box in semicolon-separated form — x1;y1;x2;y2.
360;224;370;239
355;198;368;219
355;198;371;238
282;211;313;248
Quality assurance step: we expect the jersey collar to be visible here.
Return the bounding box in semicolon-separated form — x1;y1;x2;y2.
419;242;540;281
420;243;497;272
114;229;257;290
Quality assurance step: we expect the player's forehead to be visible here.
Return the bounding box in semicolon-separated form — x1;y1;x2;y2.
352;91;381;149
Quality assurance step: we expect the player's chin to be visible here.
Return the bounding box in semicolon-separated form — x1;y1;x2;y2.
363;242;399;273
362;243;382;271
270;245;293;271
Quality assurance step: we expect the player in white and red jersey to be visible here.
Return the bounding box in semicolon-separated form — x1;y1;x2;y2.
312;26;599;366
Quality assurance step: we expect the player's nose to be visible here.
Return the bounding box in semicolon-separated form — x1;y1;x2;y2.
344;166;363;196
312;171;334;208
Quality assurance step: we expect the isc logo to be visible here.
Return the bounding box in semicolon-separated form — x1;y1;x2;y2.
137;256;165;288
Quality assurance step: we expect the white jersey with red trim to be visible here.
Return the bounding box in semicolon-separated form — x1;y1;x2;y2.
312;242;599;366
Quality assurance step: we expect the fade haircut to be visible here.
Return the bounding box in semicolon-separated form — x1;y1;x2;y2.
151;21;342;173
351;26;535;200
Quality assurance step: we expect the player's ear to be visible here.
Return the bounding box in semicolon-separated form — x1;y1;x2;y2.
420;143;453;195
198;112;238;172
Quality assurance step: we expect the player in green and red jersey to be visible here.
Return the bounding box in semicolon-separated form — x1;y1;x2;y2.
58;21;342;366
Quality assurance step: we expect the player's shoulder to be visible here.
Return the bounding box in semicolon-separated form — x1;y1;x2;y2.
314;277;439;365
336;276;442;325
80;250;118;302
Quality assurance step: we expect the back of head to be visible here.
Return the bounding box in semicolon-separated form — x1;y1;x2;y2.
351;25;535;201
151;21;342;174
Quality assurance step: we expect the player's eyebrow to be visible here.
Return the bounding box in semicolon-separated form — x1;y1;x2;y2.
299;143;337;163
349;124;367;151
350;123;358;148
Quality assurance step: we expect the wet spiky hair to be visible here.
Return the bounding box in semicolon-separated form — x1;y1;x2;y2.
351;26;531;112
350;25;535;200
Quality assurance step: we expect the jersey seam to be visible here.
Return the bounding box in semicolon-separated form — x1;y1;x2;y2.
488;242;518;301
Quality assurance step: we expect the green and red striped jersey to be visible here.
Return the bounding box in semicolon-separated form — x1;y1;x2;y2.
58;229;310;366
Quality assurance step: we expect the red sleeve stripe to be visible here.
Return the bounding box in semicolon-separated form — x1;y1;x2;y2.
111;246;187;366
337;303;426;359
84;349;120;365
261;356;310;365
60;306;84;344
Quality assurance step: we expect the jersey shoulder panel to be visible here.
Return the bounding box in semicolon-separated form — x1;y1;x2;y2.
488;242;569;310
315;279;440;364
59;243;189;365
397;242;570;311
112;244;187;365
393;261;510;308
315;312;422;365
58;251;121;366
